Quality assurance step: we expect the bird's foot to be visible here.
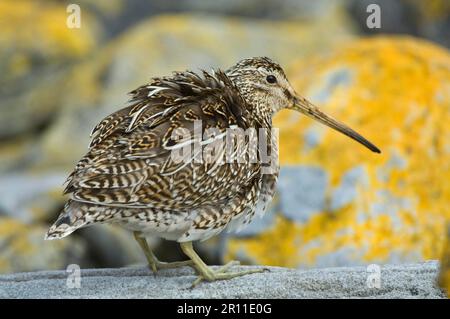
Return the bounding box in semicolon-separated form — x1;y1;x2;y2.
148;259;194;273
133;231;194;274
190;260;269;288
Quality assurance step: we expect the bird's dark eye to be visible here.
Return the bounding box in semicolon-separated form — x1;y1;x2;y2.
266;75;277;84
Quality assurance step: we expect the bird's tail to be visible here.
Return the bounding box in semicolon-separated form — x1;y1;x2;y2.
45;199;118;240
45;200;88;240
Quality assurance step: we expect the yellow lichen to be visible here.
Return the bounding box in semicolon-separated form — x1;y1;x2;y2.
0;219;35;256
226;215;301;267
227;37;450;267
0;0;98;62
0;217;77;273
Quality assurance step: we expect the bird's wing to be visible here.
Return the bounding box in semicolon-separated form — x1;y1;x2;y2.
65;70;261;211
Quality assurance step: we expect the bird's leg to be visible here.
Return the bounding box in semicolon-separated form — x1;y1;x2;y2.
180;241;267;287
133;231;193;273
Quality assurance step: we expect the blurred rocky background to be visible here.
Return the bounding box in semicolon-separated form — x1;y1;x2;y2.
0;0;448;293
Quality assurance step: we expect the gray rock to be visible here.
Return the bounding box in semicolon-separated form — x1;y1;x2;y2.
0;261;444;298
330;166;368;211
0;2;103;140
0;219;87;274
0;172;66;222
278;166;328;222
232;195;279;238
77;0;349;40
348;0;450;48
77;224;144;268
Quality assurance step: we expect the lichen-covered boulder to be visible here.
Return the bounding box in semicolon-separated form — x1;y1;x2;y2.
0;171;144;273
0;172;66;222
0;218;86;273
0;0;101;140
226;37;450;268
349;0;450;47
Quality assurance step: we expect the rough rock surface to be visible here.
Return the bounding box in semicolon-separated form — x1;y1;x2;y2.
0;261;445;299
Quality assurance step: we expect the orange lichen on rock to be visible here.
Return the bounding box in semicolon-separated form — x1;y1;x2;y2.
0;0;98;62
0;0;103;142
0;217;85;273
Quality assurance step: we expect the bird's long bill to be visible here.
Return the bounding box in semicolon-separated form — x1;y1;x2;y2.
293;96;381;153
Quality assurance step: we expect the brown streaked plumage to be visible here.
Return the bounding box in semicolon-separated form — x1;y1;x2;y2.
46;57;380;286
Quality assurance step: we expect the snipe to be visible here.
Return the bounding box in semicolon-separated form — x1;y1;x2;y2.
46;57;380;286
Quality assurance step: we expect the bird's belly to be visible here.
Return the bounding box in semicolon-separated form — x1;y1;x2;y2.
116;196;264;242
116;210;193;241
116;166;279;242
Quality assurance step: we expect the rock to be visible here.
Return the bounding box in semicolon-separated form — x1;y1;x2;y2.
176;0;349;20
77;224;143;268
226;36;450;268
76;0;351;39
277;166;328;223
37;13;355;169
439;226;450;297
0;170;148;273
0;215;143;274
0;0;102;139
348;0;450;48
0;218;86;273
0;136;37;174
0;172;66;222
0;261;444;298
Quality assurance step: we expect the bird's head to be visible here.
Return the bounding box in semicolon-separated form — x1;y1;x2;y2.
226;57;380;153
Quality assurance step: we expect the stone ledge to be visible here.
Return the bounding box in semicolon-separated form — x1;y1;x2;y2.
0;261;445;299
